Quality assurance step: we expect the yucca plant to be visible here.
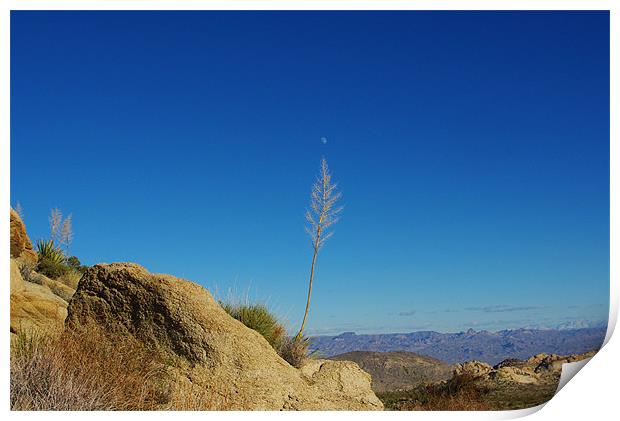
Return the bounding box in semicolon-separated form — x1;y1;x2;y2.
36;239;65;265
295;157;343;341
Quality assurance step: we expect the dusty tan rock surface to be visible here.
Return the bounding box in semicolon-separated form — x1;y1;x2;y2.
10;259;69;334
66;263;383;410
10;259;26;294
10;208;37;264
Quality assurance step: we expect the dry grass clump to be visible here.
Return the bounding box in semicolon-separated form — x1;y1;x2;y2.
219;299;310;368
56;269;82;290
221;302;286;351
10;325;234;411
10;326;171;410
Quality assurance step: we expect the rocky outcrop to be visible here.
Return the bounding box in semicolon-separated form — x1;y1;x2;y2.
529;351;597;373
454;360;493;377
441;351;596;409
10;209;77;334
10;259;69;334
10;208;37;264
452;351;595;387
66;263;383;410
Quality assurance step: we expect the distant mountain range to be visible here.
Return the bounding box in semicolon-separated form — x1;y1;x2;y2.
310;327;606;365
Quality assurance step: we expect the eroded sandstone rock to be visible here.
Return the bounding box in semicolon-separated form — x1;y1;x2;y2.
10;208;37;264
10;259;69;334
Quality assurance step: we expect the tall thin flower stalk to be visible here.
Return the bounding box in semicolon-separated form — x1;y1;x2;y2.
48;208;73;253
295;157;343;341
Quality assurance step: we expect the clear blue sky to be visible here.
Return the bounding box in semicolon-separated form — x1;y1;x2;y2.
10;11;609;334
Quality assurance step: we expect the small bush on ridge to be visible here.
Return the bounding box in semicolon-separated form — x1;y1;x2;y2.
279;336;310;368
36;257;69;280
219;300;309;367
66;255;89;274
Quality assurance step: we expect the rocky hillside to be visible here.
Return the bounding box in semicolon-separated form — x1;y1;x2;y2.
330;351;452;393
379;350;596;410
452;351;595;409
311;328;606;365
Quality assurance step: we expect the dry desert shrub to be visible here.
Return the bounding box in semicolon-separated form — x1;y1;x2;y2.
422;388;491;411
10;326;170;410
10;325;234;411
378;373;492;411
422;372;491;411
279;336;311;368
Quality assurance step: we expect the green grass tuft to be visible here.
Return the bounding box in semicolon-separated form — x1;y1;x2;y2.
220;302;285;351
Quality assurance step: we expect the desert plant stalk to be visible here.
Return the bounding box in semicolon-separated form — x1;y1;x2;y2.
48;208;73;253
295;157;342;341
14;201;24;219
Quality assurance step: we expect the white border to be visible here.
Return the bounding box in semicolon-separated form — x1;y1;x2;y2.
2;2;617;421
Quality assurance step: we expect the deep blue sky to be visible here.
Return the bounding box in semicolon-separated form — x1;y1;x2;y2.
11;11;609;334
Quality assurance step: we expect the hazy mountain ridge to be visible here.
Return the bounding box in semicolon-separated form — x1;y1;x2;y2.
311;327;606;365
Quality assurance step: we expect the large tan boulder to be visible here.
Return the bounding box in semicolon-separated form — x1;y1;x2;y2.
66;263;383;410
10;259;69;334
10;208;37;264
